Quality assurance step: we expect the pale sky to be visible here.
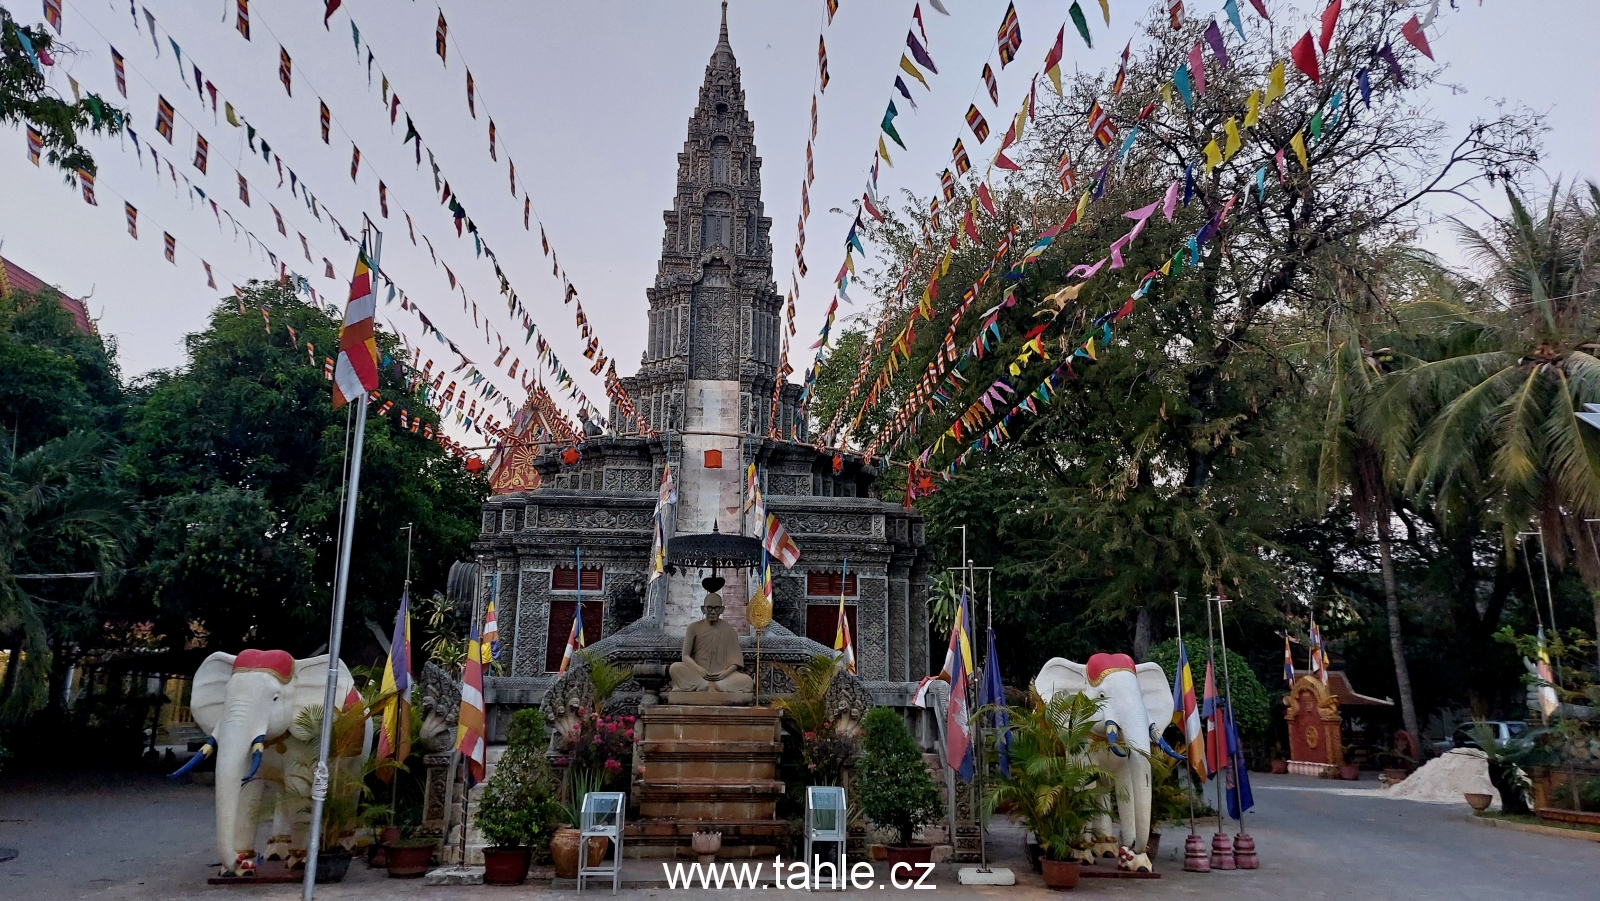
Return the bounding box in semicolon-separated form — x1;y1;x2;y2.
3;0;1595;440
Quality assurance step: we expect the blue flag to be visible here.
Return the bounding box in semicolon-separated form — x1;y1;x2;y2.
1225;704;1254;819
980;628;1010;777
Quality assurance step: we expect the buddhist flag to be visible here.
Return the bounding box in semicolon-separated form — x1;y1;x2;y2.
482;597;500;661
112;48;127;96
557;607;585;675
1171;641;1207;783
833;560;856;675
377;590;413;762
1283;633;1294;684
995;2;1022;68
278;46;291;95
818;35;830;91
77;169;97;204
982;63;999;105
44;0;62;32
435;12;448;64
965;105;990;143
455;617;486;785
236;0;249;40
952;139;971;175
331;246;378;408
762;512;801;569
26;126;42;165
124;203;138;238
155;96;175;142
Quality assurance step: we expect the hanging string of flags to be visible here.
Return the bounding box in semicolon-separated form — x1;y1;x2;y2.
325;1;639;426
770;0;844;439
67;2;535;431
880;0;1446;479
796;0;954;440
270;2;614;426
832;0;1091;449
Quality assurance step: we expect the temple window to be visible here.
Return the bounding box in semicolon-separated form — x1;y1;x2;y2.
551;566;604;592
806;571;858;598
711;138;730;183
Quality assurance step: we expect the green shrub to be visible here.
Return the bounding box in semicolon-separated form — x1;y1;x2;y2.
858;707;943;846
475;709;563;853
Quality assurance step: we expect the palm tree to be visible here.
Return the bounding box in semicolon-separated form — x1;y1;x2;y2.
1374;182;1600;667
0;430;134;723
1307;246;1445;755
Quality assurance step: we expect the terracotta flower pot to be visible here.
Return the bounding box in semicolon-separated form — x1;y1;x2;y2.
384;841;435;878
1464;792;1493;811
885;845;933;867
1339;764;1361;781
482;846;532;885
1270;759;1289;774
1040;858;1081;890
550;828;609;879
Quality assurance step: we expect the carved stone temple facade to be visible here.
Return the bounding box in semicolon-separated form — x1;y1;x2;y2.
476;13;931;732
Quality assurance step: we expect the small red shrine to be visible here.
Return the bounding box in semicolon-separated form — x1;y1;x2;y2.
1283;669;1393;776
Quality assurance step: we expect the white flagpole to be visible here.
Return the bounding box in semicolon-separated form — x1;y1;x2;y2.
303;224;381;901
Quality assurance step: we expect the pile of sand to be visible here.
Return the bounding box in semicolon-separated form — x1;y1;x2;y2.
1385;748;1500;805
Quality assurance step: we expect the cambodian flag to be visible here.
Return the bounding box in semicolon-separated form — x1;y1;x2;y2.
1202;659;1224;778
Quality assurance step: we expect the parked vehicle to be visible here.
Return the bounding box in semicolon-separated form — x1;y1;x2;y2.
1432;720;1529;754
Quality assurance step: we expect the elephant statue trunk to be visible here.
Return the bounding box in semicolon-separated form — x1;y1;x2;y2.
1105;720;1129;757
1151;723;1187;761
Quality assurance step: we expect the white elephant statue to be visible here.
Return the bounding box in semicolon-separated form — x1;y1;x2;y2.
1034;653;1185;872
171;649;358;876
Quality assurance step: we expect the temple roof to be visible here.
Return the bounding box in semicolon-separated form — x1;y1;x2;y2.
1;257;96;336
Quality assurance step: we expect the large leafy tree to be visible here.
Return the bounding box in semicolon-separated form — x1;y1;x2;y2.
118;281;487;656
0;286;123;450
816;0;1538;676
1;6;125;177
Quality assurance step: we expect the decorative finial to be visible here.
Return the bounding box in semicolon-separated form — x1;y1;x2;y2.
719;1;730;45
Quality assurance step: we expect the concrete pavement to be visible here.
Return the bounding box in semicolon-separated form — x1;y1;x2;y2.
3;772;1598;900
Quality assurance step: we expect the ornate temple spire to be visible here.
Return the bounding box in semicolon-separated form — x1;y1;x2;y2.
614;4;799;437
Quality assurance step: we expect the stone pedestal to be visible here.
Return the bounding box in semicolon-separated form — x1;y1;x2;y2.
625;705;785;859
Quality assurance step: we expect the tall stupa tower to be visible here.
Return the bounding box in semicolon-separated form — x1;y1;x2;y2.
616;2;802;440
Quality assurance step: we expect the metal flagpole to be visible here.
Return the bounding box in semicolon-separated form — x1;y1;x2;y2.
303;223;380;901
1174;592;1196;836
1213;593;1239;834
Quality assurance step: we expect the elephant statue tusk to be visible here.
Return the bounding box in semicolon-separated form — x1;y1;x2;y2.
242;735;267;784
1105;720;1129;757
1151;724;1187;761
169;736;216;778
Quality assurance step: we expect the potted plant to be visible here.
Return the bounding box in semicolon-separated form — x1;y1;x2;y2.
989;691;1114;891
551;704;634;878
281;701;375;882
475;709;564;885
858;707;944;866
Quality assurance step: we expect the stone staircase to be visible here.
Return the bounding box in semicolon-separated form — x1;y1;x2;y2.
625;705;786;859
440;745;503;866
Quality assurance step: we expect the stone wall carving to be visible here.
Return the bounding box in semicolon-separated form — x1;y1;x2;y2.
766;473;811;497
784;514;873;536
534;507;653;531
603;467;656;494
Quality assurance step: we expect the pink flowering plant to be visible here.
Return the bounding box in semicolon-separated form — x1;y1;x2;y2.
556;708;636;792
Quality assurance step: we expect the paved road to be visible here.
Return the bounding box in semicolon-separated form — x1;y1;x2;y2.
3;772;1597;899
